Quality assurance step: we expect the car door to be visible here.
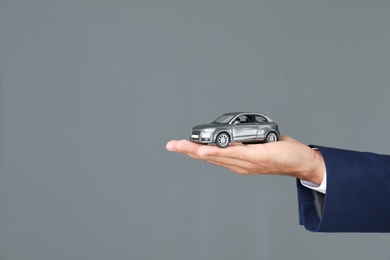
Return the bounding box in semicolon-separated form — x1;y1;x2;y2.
254;115;270;141
231;115;258;141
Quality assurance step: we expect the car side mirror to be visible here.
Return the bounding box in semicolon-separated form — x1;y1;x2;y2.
233;120;240;125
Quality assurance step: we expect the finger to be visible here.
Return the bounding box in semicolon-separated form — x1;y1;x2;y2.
203;156;261;173
166;139;203;156
169;140;251;160
197;144;269;162
167;140;271;175
204;158;266;175
227;142;246;146
206;161;252;175
187;152;206;161
186;150;253;168
166;140;179;152
182;146;257;174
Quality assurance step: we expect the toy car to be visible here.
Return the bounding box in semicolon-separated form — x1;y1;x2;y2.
190;112;280;148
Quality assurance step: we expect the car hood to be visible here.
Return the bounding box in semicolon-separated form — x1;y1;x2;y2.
192;123;224;130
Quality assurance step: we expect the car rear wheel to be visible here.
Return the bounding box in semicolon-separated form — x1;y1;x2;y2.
215;132;230;148
265;132;278;143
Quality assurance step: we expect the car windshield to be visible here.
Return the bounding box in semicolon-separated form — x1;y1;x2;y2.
212;114;235;124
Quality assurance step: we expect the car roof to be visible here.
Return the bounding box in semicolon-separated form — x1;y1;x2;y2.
222;112;266;116
221;112;273;121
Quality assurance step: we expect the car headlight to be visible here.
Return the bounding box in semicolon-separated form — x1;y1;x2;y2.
201;128;215;133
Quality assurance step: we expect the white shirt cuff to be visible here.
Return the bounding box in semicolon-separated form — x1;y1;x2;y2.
300;171;327;194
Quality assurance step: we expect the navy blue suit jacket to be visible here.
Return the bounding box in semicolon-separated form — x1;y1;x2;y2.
297;145;390;232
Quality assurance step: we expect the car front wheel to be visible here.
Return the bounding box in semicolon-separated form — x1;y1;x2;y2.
265;132;278;143
215;132;230;148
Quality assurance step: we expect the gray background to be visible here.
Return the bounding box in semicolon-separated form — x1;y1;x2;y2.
1;0;390;259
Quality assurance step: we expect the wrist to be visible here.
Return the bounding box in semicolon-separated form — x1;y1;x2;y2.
301;148;325;185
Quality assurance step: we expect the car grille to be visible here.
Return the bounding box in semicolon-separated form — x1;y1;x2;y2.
191;130;201;140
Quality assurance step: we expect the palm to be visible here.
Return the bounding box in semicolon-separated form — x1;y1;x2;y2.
166;135;324;184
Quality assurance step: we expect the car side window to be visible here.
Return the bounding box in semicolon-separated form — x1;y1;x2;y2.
236;115;255;123
255;115;268;123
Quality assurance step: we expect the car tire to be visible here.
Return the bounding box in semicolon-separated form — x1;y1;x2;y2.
215;132;230;148
265;132;278;143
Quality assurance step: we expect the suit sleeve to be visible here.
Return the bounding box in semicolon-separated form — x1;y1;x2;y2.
297;145;390;232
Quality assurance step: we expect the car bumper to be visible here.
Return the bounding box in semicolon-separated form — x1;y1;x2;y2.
190;131;214;144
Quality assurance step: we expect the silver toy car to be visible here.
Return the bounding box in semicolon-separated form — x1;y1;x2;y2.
190;112;280;148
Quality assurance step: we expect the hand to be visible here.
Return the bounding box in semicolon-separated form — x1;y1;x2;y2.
166;135;325;185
